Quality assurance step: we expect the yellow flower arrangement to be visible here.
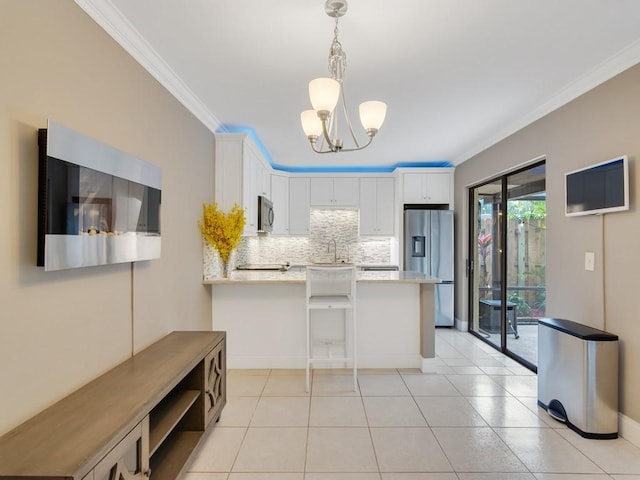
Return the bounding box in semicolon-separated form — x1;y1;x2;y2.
199;203;245;268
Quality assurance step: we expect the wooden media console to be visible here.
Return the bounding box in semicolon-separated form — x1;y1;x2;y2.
0;331;226;480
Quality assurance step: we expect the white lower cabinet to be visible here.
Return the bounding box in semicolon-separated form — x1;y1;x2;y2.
359;177;395;235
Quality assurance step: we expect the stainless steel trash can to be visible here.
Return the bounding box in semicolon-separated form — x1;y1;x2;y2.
538;318;618;439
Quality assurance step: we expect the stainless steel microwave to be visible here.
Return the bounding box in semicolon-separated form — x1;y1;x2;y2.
257;195;274;233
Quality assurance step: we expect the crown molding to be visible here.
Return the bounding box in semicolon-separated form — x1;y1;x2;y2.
453;38;640;165
75;0;432;172
216;126;453;173
74;0;222;133
76;1;640;170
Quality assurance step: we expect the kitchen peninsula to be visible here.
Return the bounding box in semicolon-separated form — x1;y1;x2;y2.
204;268;439;372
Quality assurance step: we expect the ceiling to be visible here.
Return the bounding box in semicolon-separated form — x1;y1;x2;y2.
77;0;640;171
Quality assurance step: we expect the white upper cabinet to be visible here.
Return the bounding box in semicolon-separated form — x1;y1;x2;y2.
402;171;452;205
214;133;272;236
256;160;271;199
270;174;289;235
359;177;395;235
310;177;359;206
309;177;332;205
242;148;258;234
289;177;310;234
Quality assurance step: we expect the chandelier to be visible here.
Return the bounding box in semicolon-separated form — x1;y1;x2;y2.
300;0;387;153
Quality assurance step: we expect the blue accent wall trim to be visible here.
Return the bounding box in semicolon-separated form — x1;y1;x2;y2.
216;124;454;173
218;124;275;165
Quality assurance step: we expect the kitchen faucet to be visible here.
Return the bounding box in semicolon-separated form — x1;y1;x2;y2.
328;238;338;262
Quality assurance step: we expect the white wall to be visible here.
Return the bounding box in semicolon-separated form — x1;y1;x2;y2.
454;63;640;424
0;0;215;435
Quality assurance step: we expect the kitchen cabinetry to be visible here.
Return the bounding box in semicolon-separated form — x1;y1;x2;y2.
359;177;395;235
403;171;452;205
270;174;290;235
208;277;437;371
215;133;272;235
310;177;359;206
242;152;257;235
0;332;226;480
289;177;310;234
255;158;271;199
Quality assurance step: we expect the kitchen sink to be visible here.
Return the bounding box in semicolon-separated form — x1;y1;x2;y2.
359;265;399;271
236;263;291;271
310;262;354;266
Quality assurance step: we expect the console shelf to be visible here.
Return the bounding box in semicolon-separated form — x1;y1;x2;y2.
150;389;201;456
151;430;204;480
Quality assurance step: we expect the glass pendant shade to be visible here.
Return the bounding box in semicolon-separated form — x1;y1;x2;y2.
309;77;341;113
359;100;387;131
300;109;323;137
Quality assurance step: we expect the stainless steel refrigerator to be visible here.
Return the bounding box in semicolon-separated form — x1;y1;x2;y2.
404;209;455;326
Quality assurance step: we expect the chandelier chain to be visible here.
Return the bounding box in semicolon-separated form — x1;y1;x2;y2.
329;15;346;83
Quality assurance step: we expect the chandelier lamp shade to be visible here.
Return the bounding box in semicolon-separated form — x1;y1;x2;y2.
301;0;387;153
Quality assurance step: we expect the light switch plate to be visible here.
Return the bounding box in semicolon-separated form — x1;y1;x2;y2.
585;252;595;271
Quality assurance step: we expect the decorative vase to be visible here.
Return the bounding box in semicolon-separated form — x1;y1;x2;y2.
221;259;230;279
199;202;245;280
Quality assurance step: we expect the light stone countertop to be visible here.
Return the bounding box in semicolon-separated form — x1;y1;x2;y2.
203;269;440;285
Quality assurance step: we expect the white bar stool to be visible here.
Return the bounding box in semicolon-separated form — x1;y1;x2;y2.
305;266;357;392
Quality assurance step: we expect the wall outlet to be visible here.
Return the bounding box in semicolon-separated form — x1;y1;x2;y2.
585;252;595;271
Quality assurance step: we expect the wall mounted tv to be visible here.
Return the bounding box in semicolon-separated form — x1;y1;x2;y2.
37;120;162;271
565;155;629;217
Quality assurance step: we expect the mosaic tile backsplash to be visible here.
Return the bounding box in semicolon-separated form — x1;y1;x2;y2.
203;209;395;279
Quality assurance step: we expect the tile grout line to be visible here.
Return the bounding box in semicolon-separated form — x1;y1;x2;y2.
304;371;314;477
433;331;535;477
400;366;459;476
227;369;272;475
359;374;383;478
218;331;640;478
443;330;608;477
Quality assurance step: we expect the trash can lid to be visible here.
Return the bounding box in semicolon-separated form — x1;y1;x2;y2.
538;318;618;341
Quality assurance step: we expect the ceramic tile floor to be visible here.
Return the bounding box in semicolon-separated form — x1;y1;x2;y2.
184;329;640;480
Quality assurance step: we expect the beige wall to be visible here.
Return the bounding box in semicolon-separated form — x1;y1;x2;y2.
0;1;214;435
454;64;640;423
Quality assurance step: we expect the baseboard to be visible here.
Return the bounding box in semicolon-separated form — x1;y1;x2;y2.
619;412;640;447
421;357;439;373
455;316;468;332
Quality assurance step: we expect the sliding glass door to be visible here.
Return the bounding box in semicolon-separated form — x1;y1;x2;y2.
469;161;546;369
469;179;504;350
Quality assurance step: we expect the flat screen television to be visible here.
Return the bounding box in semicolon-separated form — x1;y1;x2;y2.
565;155;629;217
37;120;162;271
